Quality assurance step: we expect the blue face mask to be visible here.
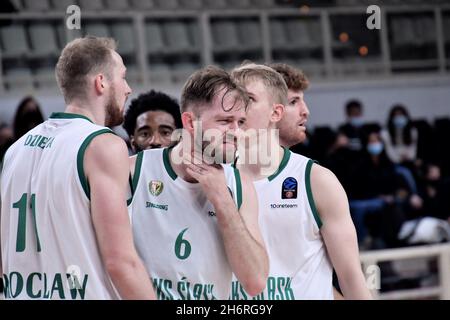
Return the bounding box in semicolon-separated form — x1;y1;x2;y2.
367;142;383;156
393;115;408;128
349;116;364;128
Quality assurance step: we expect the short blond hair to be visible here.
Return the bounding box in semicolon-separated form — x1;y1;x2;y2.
55;36;117;103
231;62;288;105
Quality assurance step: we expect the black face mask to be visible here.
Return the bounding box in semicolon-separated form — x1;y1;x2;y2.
426;180;440;188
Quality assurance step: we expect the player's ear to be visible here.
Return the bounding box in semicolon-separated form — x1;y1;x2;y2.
94;74;106;95
271;103;285;123
181;111;195;134
130;135;137;153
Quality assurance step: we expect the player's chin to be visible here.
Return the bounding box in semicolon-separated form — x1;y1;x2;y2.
221;143;237;164
294;132;307;144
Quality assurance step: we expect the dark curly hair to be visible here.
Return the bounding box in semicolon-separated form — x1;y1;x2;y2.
123;90;182;137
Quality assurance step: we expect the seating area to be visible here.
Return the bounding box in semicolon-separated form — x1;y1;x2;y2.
1;0;450;91
13;0;279;12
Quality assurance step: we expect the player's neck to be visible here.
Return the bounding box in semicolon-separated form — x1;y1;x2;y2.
169;143;198;184
237;136;284;180
65;102;105;126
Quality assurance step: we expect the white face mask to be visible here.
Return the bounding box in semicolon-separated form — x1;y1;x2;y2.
393;115;408;128
349;116;364;128
367;142;383;156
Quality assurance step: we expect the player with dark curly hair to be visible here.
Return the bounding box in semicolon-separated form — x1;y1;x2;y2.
123;90;182;153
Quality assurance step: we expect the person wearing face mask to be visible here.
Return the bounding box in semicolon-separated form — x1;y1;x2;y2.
381;105;419;166
417;163;450;222
347;131;410;249
338;100;365;151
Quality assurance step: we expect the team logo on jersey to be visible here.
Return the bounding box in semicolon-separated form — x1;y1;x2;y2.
281;177;297;199
149;180;164;196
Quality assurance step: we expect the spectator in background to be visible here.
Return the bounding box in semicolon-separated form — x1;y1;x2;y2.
323;131;360;196
381;105;419;166
0;122;13;165
380;105;423;208
12;96;44;141
338;100;365;151
348;130;409;249
417;163;450;222
123;90;182;154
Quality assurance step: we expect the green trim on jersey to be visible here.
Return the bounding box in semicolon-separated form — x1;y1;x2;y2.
267;147;291;182
305;159;323;229
77;129;113;199
233;167;243;210
49;112;94;123
131;151;144;194
163;147;177;180
127;174;133;206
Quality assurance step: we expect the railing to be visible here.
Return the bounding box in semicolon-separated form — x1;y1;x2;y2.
360;243;450;300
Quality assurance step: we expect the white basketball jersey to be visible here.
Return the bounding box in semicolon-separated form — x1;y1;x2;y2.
129;147;242;300
230;148;333;300
1;112;120;300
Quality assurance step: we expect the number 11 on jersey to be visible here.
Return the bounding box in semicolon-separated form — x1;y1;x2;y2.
13;193;41;252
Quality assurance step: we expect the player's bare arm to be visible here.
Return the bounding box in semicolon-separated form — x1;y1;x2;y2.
186;161;269;296
85;133;155;300
311;163;373;300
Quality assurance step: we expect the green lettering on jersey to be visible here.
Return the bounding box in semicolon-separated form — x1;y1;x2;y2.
30;135;39;147
9;272;24;298
4;272;89;300
267;277;276;299
284;277;295;300
50;273;65;299
267;277;295;300
152;278;174;300
233;277;296;300
230;280;249;300
23;134;55;149
24;135;33;146
26;272;42;298
3;273;10;298
43;273;51;298
192;283;203;300
152;277;216;300
174;228;191;260
67;273;89;300
38;136;48;149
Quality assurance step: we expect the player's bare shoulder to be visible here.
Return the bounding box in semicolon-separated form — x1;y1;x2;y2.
84;132;129;176
309;162;349;215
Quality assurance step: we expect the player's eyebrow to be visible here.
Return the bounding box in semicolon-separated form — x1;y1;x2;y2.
215;115;236;120
136;125;150;132
247;92;257;100
158;124;175;130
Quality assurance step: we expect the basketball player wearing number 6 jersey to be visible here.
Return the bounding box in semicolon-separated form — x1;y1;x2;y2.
230;63;372;299
0;37;155;300
128;66;269;300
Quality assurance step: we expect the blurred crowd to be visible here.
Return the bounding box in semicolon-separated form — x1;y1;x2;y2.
293;100;450;250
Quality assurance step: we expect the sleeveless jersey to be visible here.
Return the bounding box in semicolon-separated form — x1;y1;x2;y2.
128;147;242;300
230;148;333;300
1;112;120;300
